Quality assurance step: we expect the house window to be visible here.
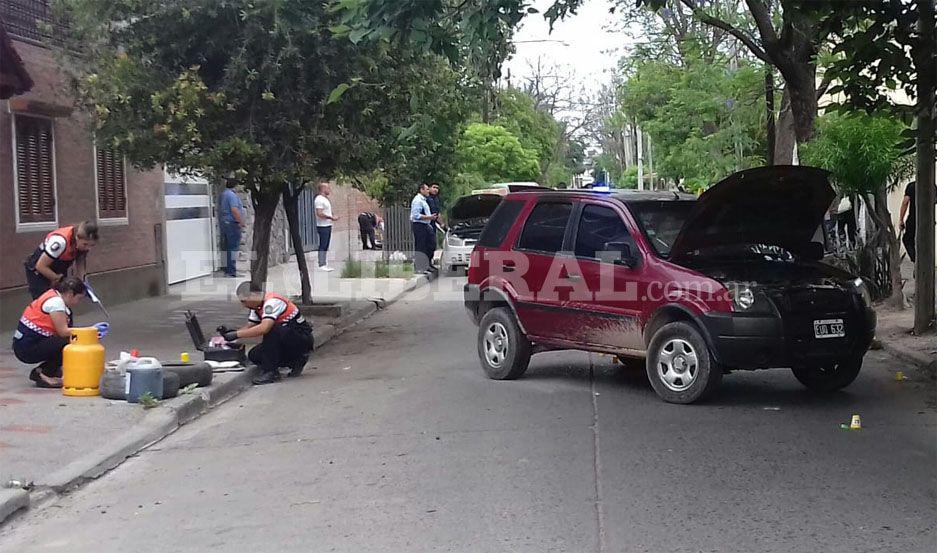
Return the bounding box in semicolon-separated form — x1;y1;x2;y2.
95;146;128;221
13;113;57;226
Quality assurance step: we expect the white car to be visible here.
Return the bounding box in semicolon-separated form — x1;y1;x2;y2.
441;184;543;273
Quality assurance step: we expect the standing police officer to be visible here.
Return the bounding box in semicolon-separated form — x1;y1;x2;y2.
222;282;314;385
24;221;99;299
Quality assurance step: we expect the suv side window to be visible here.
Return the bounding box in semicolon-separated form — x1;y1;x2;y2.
477;199;524;248
517;202;572;253
575;204;634;260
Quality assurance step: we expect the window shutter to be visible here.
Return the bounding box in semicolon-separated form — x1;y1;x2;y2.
96;146;127;219
14;115;55;224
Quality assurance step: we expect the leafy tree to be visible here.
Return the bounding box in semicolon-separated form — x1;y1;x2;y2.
616;51;766;187
812;0;935;332
57;0;398;296
456;123;541;183
801;113;913;306
495;88;563;181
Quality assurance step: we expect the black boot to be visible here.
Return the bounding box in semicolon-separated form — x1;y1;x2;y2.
252;370;281;385
287;354;309;378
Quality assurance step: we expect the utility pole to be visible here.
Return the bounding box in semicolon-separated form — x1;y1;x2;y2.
647;134;654;190
636;126;644;190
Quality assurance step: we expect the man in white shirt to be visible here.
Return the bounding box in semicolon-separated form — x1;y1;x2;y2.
314;182;339;271
410;183;438;273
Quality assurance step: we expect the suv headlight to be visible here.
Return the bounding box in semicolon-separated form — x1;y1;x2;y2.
726;283;756;311
854;277;872;308
447;233;465;247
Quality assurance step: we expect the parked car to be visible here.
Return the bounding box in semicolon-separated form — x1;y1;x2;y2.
442;184;544;274
464;166;876;404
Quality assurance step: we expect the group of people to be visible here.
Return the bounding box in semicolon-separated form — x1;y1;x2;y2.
410;182;443;273
13;218;313;388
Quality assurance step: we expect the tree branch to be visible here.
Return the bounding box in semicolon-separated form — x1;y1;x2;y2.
745;0;778;49
678;0;772;64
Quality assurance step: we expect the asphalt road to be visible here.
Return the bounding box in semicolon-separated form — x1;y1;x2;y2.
2;278;935;553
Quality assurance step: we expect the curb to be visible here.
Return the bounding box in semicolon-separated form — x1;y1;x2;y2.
881;341;937;380
0;273;431;526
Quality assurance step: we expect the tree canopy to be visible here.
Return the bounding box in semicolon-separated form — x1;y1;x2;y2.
456;123;541;183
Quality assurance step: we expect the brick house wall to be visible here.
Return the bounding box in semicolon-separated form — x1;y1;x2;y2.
0;36;166;330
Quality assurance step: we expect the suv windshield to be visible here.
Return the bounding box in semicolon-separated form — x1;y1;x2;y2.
627;200;695;257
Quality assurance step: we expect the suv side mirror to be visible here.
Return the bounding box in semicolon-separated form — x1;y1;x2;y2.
604;241;639;269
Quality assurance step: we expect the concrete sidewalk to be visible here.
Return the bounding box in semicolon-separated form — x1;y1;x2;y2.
0;253;430;524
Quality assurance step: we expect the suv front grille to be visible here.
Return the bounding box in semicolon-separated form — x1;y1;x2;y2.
776;287;854;315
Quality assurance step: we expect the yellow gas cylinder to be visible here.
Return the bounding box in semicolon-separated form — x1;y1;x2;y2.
62;327;105;397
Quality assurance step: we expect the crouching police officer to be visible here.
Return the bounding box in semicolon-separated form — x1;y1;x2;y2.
24;221;99;299
13;278;87;388
222;282;314;385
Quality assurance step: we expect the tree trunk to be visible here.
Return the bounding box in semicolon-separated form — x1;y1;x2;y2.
869;191;905;309
249;189;281;289
282;186;312;305
765;67;776;165
784;65;819;145
774;87;796;164
914;0;936;334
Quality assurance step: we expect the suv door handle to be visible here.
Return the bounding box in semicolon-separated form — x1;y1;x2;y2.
502;261;516;273
564;274;582;281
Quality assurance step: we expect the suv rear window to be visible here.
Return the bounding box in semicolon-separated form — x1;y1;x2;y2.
517;202;572;253
477;199;524;248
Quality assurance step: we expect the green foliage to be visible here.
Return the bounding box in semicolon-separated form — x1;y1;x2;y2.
800;113;911;197
456;123;541;183
617;52;766;187
495;89;563;173
138;392;159;409
341;260;414;279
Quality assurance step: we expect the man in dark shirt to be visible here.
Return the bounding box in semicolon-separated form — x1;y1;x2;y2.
357;212;377;250
426;183;442;272
899;181;937;263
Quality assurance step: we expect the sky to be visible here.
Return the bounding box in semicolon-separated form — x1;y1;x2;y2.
503;0;636;92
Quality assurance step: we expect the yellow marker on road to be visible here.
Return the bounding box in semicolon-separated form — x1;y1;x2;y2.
181;352;190;363
895;371;907;381
849;414;862;430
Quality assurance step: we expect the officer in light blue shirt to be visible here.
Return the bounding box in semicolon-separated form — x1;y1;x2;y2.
410;183;437;272
219;178;245;277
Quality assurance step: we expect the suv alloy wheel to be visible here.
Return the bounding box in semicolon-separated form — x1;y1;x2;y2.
477;307;531;380
646;322;722;404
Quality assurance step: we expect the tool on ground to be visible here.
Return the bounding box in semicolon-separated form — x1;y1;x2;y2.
83;279;110;320
63;327;105;397
184;310;246;363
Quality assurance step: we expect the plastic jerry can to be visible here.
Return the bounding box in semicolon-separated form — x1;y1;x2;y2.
62;327;106;397
126;357;164;403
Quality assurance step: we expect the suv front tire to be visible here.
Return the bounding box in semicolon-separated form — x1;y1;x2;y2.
791;357;862;392
477;307;531;380
646;321;722;404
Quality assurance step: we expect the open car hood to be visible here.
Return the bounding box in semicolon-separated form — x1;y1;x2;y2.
449;194;502;223
669;166;834;260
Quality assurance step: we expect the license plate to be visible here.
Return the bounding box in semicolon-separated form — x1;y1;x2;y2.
814;318;845;339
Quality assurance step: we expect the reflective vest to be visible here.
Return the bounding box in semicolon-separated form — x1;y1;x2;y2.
19;289;69;337
25;226;79;271
250;292;302;325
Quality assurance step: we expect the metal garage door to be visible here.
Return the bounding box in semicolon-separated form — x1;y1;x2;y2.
164;172;216;284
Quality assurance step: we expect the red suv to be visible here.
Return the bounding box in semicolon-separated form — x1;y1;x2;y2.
464;166;876;403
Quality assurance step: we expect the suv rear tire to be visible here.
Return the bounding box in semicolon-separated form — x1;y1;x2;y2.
791;357;862;392
477;307;531;380
646;322;722;404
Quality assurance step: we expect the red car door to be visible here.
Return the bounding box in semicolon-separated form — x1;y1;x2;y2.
510;201;580;342
568;201;648;352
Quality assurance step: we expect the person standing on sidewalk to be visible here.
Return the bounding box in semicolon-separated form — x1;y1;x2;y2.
314;182;339;271
219;178;246;277
426;183;443;273
12;277;90;388
222;282;314;385
410;183;438;273
23;221;99;298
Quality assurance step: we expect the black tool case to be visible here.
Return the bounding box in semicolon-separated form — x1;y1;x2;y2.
184;310;246;363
